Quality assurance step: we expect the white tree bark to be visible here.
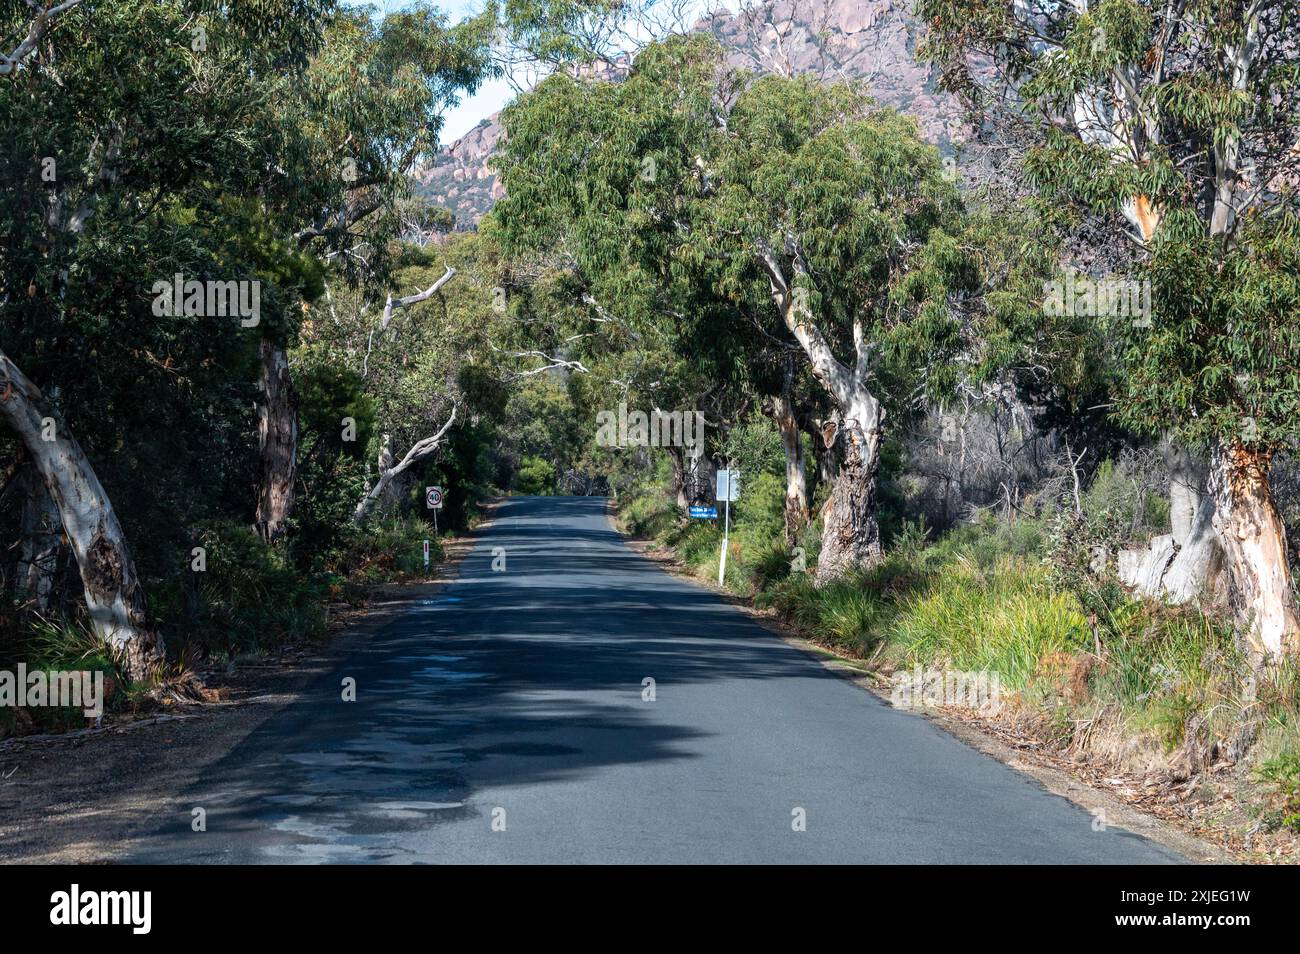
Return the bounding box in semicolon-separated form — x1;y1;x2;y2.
1166;441;1205;547
379;266;455;332
757;239;884;583
770;390;808;544
353;406;457;523
0;0;84;76
1209;442;1300;659
1161;495;1225;604
0;348;162;680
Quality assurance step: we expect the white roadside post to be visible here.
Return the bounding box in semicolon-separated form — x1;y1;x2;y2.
423;538;430;569
717;467;739;586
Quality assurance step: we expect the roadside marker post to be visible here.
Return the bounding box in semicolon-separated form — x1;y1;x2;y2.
716;468;739;586
423;539;430;569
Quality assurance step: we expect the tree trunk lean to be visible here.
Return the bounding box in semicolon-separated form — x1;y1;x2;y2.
353;408;457;524
0;349;162;681
255;340;298;541
1210;442;1300;659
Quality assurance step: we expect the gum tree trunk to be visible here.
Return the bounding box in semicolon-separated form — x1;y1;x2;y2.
1161;494;1225;603
1160;443;1224;602
758;243;885;584
1119;440;1226;604
665;444;688;510
770;392;808;544
1210;442;1300;659
815;392;884;583
255;340;298;541
0;349;162;681
1166;441;1206;547
354;407;457;524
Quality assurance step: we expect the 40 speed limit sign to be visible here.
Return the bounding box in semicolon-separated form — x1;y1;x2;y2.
425;486;444;510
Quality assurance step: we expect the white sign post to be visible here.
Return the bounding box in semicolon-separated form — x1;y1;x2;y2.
716;468;740;585
423;538;430;569
426;485;444;535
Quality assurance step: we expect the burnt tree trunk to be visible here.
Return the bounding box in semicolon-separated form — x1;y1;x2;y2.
810;415;838;491
665;445;688;510
255;340;298;541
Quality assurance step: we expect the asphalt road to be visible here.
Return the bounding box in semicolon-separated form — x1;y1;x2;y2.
125;495;1184;864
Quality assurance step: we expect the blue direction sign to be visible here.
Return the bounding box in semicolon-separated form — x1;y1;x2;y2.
688;506;718;519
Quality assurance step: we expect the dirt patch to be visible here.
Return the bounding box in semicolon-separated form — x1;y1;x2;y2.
0;533;478;864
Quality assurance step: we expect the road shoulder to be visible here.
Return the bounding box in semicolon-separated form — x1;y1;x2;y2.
607;501;1232;865
0;533;481;864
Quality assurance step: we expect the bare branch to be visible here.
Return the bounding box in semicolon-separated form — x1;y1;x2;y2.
0;0;83;76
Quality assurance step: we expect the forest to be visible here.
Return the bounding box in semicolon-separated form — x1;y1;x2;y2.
3;0;1300;861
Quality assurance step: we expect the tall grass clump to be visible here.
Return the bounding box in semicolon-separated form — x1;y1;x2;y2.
0;617;124;737
890;557;1090;688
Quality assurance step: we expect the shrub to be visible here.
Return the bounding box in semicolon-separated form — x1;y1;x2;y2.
162;520;328;657
0;617;124;737
621;488;681;541
1255;754;1300;833
333;515;440;583
516;455;557;495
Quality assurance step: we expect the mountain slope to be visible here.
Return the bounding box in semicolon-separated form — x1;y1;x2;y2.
414;0;966;231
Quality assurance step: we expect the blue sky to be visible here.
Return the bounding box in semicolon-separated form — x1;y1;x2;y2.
435;0;515;142
367;0;733;144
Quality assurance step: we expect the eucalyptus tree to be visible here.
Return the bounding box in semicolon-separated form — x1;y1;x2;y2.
493;34;1049;579
488;50;747;507
919;0;1300;657
0;0;340;678
703;73;1053;580
0;0;493;677
602;37;1054;579
298;230;506;523
241;3;494;538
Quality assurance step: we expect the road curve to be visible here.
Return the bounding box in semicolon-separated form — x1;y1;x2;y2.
124;495;1184;864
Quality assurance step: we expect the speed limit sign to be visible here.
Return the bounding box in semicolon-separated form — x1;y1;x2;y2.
425;486;444;510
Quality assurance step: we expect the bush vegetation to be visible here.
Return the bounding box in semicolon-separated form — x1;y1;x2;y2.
617;433;1300;798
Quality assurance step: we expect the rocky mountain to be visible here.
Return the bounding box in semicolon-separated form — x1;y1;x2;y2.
413;0;968;232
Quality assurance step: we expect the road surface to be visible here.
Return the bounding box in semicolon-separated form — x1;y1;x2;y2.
125;496;1184;864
